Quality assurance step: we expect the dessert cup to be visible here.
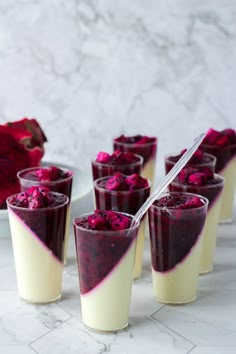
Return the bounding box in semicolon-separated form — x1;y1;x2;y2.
94;175;151;279
7;192;68;303
92;152;143;181
170;174;224;274
148;192;208;304
200;143;236;223
73;211;139;332
165;152;216;175
113;135;157;186
17;166;73;263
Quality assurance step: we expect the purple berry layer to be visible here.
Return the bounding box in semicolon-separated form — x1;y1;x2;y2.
148;194;207;272
92;151;142;181
74;211;136;294
113;135;157;165
8;191;68;262
200;128;236;172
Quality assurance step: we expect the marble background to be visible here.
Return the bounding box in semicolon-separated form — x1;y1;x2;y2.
0;0;235;179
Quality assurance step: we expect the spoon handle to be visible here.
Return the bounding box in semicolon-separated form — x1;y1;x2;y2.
131;133;205;227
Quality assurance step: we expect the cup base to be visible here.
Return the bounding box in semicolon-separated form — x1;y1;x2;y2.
20;294;62;305
155;295;196;305
199;267;213;275
83;322;129;334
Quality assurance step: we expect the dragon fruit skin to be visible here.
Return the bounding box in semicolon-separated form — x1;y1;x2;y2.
0;118;47;208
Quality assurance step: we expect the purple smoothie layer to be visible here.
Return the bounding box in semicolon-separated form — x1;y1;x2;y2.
7;188;68;262
113;135;157;165
165;149;216;174
18;166;73;200
148;194;207;272
74;210;137;294
170;167;224;209
200;128;236;172
92;150;142;181
94;173;150;216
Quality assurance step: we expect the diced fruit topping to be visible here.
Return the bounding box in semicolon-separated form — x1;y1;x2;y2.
104;172;148;191
14;186;54;209
114;134;156;144
177;167;214;186
95;150;140;165
202;128;236;146
87;210;131;230
32;166;72;181
105;172;128;191
154;194;204;209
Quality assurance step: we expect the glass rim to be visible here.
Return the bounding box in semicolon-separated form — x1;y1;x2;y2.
170;173;225;190
7;192;69;211
73;211;140;235
164;152;217;165
17;166;73;185
93;175;151;193
91;152;144;167
150;191;209;212
201;142;236;149
113;137;157;148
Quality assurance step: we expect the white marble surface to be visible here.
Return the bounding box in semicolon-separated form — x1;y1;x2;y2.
0;0;236;177
0;190;236;354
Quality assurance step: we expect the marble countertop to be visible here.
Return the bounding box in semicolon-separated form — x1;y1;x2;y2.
1;191;236;354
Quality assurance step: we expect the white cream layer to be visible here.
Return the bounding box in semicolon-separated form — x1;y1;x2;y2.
200;193;223;274
141;158;156;187
81;240;136;331
8;209;62;303
152;229;204;304
133;218;146;279
219;156;236;222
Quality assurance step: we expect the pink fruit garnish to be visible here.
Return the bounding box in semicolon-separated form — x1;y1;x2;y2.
15;186;54;209
105;172;148;191
178;167;214;186
203;128;236;146
105;172;128;191
88;210;131;231
96;152;111;163
187;172;207;186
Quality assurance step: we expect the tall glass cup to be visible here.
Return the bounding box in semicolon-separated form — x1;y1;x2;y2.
148;192;208;304
17;166;73;263
7;192;68;303
200;143;236;222
94;176;151;279
74;212;139;332
113;136;157;187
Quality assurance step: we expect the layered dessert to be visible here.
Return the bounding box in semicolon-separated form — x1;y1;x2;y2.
148;193;208;304
113;135;157;186
7;187;68;303
170;167;224;274
92;150;143;181
200;128;236;222
94;172;151;279
74;210;139;331
17;166;73;263
165;148;216;174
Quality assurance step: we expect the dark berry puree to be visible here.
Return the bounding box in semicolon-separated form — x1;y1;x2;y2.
200;128;236;172
74;210;138;294
92;150;142;180
170;167;224;209
18;166;73;200
94;173;150;216
113;135;157;165
165;149;216;174
148;194;207;272
7;187;68;262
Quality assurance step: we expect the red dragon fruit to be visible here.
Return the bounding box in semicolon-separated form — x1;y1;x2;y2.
0;118;47;208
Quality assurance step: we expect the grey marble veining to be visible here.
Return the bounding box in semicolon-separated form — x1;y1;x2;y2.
0;0;235;177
